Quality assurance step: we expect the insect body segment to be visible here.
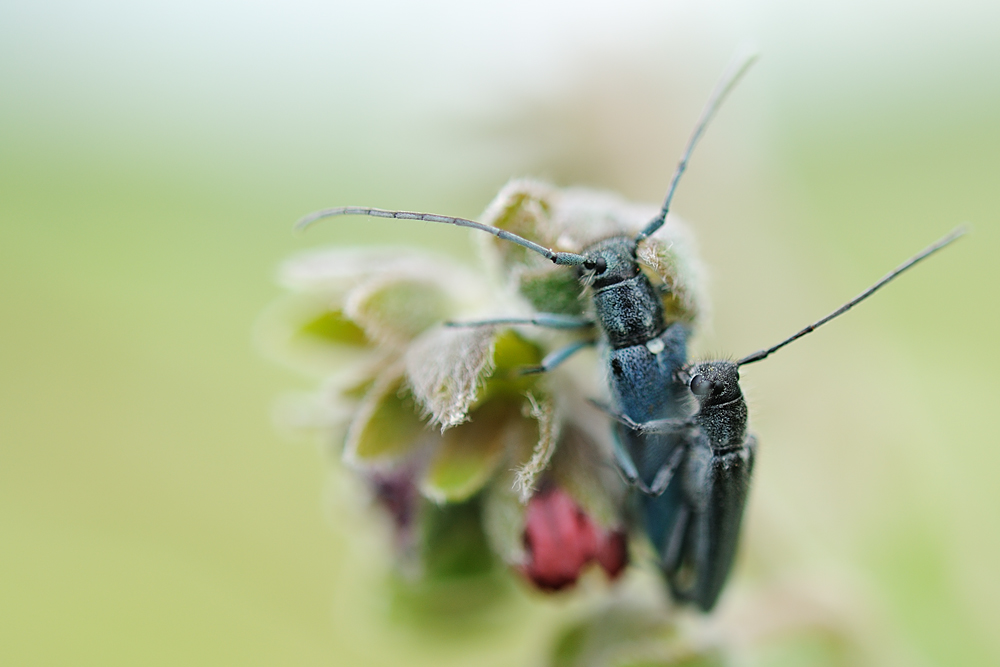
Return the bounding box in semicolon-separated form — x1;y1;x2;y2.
640;361;754;611
585;237;666;349
605;322;693;495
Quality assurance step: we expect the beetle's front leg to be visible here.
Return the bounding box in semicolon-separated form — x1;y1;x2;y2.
445;313;595;329
592;399;698;497
520;339;596;375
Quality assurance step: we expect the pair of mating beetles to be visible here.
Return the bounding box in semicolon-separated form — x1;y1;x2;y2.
298;53;964;611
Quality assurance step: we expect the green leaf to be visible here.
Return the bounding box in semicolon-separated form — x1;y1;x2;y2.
480;330;545;401
385;571;513;634
254;293;378;378
346;277;453;347
340;374;376;400
420;399;523;503
549;600;725;667
344;371;428;465
482;469;528;566
419;497;496;580
479;179;557;269
299;308;369;346
518;268;586;316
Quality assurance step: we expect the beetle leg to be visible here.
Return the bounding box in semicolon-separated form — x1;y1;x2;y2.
588;399;641;429
519;339;596;375
648;445;687;496
610;432;654;495
590;400;696;435
445;314;595;329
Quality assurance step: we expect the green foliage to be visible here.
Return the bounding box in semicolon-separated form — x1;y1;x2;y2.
421;399;521;503
347;375;427;463
519;269;586;316
299;309;370;346
348;279;454;346
420;498;497;580
549;601;726;667
479;330;545;401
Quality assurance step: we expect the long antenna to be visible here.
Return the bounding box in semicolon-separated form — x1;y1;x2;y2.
296;206;589;266
738;226;967;367
636;49;759;243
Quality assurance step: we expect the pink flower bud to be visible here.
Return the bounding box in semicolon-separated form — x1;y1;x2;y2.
522;487;628;591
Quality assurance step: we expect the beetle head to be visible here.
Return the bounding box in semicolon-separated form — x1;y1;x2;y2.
580;236;639;289
686;361;742;408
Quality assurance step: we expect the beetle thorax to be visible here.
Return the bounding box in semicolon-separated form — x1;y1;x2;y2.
581;236;666;349
688;361;747;448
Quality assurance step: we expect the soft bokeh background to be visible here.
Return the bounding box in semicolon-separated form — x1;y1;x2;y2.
2;1;997;665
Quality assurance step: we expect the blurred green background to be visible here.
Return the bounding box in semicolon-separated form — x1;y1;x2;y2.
2;1;997;665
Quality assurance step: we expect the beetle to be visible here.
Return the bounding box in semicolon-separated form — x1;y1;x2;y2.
294;52;965;611
603;227;965;610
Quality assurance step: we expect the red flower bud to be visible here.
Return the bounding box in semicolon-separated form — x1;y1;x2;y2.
522;487;628;591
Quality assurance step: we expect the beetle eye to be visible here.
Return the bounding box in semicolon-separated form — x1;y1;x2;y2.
584;257;607;273
690;374;711;396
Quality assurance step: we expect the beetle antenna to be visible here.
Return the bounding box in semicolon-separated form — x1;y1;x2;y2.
738;226;967;367
296;206;589;266
636;48;758;243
